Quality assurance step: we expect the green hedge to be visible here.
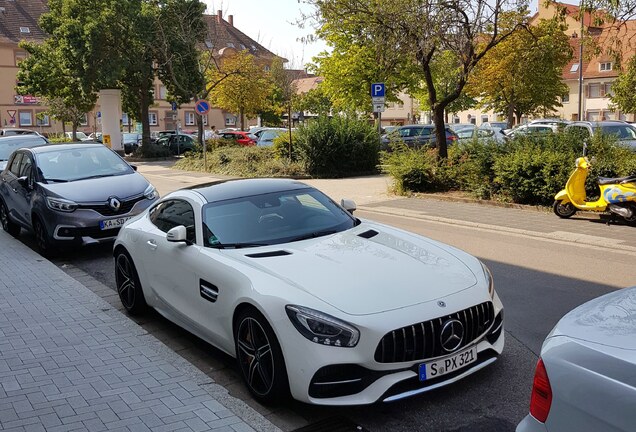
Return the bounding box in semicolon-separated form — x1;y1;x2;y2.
381;131;636;205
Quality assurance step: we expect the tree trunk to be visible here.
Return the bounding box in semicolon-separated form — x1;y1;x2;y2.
507;103;515;129
62;122;66;136
72;123;78;141
432;106;447;159
239;107;245;131
444;110;449;123
288;104;293;159
140;84;151;150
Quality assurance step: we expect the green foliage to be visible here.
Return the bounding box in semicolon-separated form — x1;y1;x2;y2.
610;54;636;114
134;143;172;159
272;131;296;160
294;86;333;116
380;145;451;194
205;138;241;150
294;116;380;177
174;147;306;177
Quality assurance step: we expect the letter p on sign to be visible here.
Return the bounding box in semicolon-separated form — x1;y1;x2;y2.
371;83;385;97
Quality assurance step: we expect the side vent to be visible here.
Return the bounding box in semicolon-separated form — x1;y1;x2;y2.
200;279;218;303
245;250;292;258
357;229;379;239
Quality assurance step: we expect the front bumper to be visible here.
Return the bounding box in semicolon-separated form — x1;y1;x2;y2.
279;291;505;405
41;196;156;246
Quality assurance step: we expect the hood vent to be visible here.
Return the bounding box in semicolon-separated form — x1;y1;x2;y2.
246;250;292;258
357;229;379;239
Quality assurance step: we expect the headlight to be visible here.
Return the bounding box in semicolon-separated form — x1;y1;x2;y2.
144;185;158;200
481;261;494;298
46;197;77;212
285;305;360;347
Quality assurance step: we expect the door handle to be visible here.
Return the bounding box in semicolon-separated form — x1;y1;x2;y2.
146;240;158;250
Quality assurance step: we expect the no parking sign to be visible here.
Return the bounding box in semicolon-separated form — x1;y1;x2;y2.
195;100;210;115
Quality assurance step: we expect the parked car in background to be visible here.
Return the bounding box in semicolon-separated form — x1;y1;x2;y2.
451;124;477;140
0;143;158;256
381;124;458;149
504;124;558;139
565;121;636;150
157;134;196;155
0;128;42;137
219;131;257;146
381;125;400;135
0;135;49;171
480;121;508;131
527;118;570;128
516;286;636;432
113;178;504;404
87;132;103;143
122;133;142;155
256;128;287;147
64;131;91;141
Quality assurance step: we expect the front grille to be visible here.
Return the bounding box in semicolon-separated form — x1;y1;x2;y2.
76;226;121;239
79;195;145;216
374;302;495;363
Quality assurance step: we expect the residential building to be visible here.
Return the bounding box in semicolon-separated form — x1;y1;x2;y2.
0;2;279;136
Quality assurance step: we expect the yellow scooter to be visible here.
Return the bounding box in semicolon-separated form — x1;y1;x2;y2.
554;156;636;222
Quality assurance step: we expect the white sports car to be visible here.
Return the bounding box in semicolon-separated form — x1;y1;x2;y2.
113;179;504;405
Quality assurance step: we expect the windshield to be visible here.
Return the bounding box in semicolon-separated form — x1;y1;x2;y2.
201;187;356;247
0;137;47;160
36;146;134;182
599;125;636;140
122;133;140;143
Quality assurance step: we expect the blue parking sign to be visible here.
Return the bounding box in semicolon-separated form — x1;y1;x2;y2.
371;83;385;97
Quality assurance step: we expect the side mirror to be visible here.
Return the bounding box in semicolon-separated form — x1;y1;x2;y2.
130;164;138;171
17;176;30;189
166;225;191;245
340;198;357;214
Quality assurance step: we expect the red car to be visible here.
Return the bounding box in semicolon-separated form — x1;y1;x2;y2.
219;131;257;146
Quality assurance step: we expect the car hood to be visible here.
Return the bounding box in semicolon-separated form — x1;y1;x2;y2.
40;173;149;202
549;287;636;350
230;224;479;315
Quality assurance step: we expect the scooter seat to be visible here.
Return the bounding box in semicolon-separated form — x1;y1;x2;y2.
598;175;636;185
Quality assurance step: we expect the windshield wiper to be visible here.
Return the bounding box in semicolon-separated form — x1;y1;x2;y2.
44;178;70;183
289;229;339;242
75;174;117;181
211;242;269;249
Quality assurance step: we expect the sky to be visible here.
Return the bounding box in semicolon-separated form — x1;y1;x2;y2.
202;1;327;69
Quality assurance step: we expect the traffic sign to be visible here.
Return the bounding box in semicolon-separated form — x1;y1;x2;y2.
372;96;385;104
373;103;385;113
371;83;385;98
7;110;16;119
171;101;177;111
195;100;211;115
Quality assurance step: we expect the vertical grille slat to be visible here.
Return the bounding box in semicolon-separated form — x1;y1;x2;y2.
374;302;495;363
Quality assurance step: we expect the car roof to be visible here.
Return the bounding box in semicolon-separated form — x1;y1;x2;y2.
0;134;47;143
186;178;313;203
29;143;104;153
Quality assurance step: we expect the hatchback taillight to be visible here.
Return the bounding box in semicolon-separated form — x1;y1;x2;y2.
529;358;552;423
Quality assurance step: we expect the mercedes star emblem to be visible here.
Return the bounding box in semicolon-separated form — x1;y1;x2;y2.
108;197;121;211
440;319;464;352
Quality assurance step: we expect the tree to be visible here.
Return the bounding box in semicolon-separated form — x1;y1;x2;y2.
207;50;273;131
468;18;572;127
295;86;333;117
307;0;528;158
610;54;636;115
17;40;96;140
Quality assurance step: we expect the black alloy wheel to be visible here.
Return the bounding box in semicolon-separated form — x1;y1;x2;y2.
235;309;289;404
32;216;53;256
0;200;20;237
115;250;147;315
553;200;576;218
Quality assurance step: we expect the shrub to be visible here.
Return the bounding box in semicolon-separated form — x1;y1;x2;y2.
134;143;172;159
380;144;453;194
272;130;296;160
294;116;380;177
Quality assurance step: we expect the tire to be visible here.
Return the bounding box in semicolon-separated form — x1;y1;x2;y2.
0;199;20;237
553;200;576;218
114;249;147;315
234;308;289;404
32;216;54;257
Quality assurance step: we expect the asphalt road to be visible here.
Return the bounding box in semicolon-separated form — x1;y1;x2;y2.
14;200;634;432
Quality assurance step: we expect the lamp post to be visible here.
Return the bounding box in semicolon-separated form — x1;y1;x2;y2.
577;1;585;121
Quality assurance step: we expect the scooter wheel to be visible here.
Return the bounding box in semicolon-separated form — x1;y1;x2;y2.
553;200;576;218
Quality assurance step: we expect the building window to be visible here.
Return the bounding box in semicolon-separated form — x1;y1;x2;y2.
185;112;196;126
562;93;569;103
599;62;612;71
227;42;235;48
586;111;600;121
14;50;27;66
159;86;167;100
603;83;613;97
570;63;579;72
36;112;50;126
149;112;158;126
19;27;30;34
18;111;32;127
264;65;270;72
588;83;601;98
481;115;489;124
79;113;88;126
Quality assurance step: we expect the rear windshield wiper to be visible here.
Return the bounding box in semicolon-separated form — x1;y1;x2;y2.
289;229;338;242
211;242;269;249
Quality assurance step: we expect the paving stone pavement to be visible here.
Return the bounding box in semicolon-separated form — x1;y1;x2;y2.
0;230;281;432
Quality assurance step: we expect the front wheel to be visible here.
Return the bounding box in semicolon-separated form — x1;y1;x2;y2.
32;216;54;256
234;308;289;404
553;200;576;218
114;249;147;315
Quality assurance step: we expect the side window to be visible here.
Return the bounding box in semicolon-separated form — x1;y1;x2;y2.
149;199;196;243
19;154;33;178
420;128;431;136
8;153;23;176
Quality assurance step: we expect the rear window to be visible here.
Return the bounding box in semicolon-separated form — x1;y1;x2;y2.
600;125;636;140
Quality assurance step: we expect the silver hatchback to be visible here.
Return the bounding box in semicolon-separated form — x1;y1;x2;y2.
0;143;159;256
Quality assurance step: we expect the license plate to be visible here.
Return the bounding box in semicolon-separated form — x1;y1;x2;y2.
419;346;478;381
99;216;132;230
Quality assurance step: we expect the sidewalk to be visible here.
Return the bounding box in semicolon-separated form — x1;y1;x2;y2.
0;230;280;432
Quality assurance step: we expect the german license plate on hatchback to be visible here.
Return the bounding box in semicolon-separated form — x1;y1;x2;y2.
99;216;132;230
419;346;477;381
